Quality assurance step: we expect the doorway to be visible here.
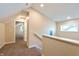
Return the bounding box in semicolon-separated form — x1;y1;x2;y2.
16;21;24;42
14;12;29;47
15;18;27;45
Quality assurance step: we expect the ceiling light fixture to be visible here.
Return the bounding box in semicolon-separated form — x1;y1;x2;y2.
40;4;44;7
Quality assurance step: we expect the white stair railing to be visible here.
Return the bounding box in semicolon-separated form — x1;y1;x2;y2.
33;32;42;40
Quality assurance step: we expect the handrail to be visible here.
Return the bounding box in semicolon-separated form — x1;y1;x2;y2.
33;32;42;40
43;34;79;46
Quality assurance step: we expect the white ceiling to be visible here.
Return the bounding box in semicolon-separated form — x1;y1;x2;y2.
32;3;79;21
0;3;30;19
0;3;79;21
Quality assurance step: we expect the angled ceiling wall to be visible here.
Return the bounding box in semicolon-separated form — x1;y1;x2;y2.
0;3;31;19
0;3;79;21
32;3;79;21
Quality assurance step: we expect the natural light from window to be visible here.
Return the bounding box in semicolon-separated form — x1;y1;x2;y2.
60;22;78;32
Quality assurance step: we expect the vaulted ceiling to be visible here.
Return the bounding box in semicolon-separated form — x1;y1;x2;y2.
0;3;30;19
32;3;79;21
0;3;79;21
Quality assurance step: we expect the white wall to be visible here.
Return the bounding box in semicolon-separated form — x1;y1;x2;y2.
0;23;5;48
56;19;79;40
4;16;15;44
29;8;56;50
1;11;28;44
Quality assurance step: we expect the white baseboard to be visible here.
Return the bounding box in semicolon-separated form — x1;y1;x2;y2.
5;41;15;44
0;41;15;49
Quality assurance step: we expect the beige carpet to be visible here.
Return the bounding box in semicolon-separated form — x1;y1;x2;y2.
0;39;41;56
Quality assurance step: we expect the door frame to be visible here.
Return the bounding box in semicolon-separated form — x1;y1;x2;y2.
14;18;27;43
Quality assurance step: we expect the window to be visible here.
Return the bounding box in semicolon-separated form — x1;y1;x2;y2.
60;22;78;32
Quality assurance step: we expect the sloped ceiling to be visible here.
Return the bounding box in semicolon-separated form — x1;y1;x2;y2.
32;3;79;21
0;3;79;21
0;3;30;19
